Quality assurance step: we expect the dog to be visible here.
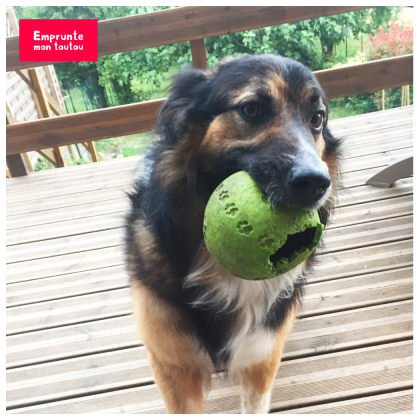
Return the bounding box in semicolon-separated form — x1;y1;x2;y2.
125;54;341;414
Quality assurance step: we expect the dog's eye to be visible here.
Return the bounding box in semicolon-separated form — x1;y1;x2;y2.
239;102;262;120
311;112;324;129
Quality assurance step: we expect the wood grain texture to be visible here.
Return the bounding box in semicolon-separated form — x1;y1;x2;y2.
7;341;412;413
190;39;208;69
280;390;413;414
7;56;413;155
6;154;29;177
315;55;413;99
16;69;65;116
5;106;413;413
6;6;371;71
7;100;163;155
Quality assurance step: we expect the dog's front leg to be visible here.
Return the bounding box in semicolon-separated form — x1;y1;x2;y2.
240;308;297;414
131;281;206;414
148;352;205;414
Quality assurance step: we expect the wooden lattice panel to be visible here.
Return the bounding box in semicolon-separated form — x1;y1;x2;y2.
6;8;67;172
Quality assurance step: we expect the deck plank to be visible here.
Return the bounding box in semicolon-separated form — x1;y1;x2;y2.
6;187;412;264
6;266;130;307
6;299;412;369
8;341;412;413
279;390;413;414
6;107;413;413
6;199;128;231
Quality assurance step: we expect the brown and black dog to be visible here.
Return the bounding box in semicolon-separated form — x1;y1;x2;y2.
125;54;341;413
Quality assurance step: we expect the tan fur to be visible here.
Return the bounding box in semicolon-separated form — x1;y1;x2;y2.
200;114;238;153
127;56;340;414
266;73;287;101
131;281;209;413
200;112;287;156
317;133;326;160
240;303;297;411
156;124;209;189
130;220;171;280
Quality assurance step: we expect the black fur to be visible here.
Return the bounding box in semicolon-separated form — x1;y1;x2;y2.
125;54;341;369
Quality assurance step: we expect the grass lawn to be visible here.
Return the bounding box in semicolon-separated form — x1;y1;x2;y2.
63;87;89;114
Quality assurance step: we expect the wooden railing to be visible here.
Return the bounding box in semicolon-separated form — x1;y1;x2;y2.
6;6;413;175
6;6;373;71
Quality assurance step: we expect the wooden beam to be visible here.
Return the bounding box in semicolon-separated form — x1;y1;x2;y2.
38;149;58;166
6;99;34;173
6;55;413;156
6;100;19;124
6;6;373;71
43;65;66;114
4;10;28;177
6;154;29;177
7;99;163;155
28;68;53;118
82;141;101;162
16;69;65;116
8;76;62;171
52;147;67;167
69;144;80;161
7;6;61;172
27;68;68;167
22;153;35;172
24;69;96;163
190;39;208;69
314;55;414;99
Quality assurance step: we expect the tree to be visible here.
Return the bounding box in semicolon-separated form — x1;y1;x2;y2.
13;6;176;106
13;6;402;107
310;8;400;59
14;6;114;107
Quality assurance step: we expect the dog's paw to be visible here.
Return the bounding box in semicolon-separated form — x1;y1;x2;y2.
241;386;271;414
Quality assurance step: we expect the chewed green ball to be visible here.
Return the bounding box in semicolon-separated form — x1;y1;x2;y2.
203;171;324;280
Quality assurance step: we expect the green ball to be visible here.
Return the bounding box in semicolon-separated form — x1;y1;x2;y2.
203;171;324;280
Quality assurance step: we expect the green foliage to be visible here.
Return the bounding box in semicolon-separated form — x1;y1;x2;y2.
14;6;177;106
15;5;402;107
14;5;408;169
75;158;90;165
329;12;413;120
35;156;54;171
205;22;321;69
311;8;399;60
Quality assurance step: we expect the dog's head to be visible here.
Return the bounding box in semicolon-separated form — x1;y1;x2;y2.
155;54;341;219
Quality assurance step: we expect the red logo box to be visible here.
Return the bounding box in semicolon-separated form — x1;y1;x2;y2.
19;19;98;62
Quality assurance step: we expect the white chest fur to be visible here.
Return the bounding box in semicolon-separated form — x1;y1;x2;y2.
185;248;304;372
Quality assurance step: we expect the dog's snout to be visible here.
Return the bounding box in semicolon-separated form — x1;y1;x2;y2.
288;166;331;208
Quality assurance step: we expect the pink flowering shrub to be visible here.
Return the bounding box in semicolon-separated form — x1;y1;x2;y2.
363;18;413;60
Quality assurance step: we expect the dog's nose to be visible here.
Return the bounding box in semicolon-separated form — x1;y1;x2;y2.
288;166;331;208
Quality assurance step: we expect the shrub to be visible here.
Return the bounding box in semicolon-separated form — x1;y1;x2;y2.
364;17;413;60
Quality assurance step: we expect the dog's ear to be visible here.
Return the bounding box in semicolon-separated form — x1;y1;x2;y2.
156;68;209;144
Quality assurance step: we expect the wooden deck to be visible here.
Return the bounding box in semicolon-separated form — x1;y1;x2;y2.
6;106;413;414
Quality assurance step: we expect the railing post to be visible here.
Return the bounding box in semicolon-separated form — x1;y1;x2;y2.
7;7;73;171
6;7;35;176
6;154;30;177
189;39;208;69
6;106;30;177
28;68;68;168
